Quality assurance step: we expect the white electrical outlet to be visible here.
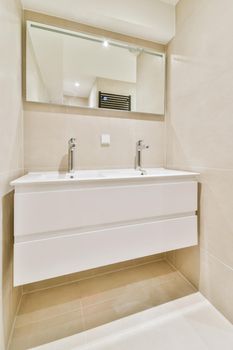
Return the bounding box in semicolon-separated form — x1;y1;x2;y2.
101;134;111;146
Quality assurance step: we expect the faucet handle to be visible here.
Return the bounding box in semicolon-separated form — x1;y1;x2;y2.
137;139;149;149
137;139;143;145
69;138;76;146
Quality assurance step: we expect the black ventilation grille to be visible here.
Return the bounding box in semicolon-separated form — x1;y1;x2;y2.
99;91;131;111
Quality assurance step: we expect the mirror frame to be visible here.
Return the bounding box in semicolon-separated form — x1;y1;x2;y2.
23;10;166;119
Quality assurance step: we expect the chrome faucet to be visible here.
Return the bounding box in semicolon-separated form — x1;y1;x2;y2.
135;140;149;173
68;138;77;173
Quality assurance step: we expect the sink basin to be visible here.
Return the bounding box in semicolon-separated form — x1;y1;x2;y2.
11;168;199;186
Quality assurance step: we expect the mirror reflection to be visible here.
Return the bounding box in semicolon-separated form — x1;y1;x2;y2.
26;21;165;115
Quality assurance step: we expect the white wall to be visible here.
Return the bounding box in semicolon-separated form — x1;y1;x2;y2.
21;0;176;43
136;52;165;114
27;35;50;103
28;25;63;104
88;79;98;108
63;95;88;107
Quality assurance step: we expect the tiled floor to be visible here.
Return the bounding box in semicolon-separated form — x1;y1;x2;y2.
10;260;196;349
31;293;233;350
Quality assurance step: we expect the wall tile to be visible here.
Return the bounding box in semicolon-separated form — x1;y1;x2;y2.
24;111;164;172
199;249;233;324
0;0;23;348
166;0;233;323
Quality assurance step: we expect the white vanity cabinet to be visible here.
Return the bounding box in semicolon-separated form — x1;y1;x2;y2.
11;168;199;286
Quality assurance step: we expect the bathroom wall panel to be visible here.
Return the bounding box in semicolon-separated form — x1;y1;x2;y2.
24;108;164;172
166;0;233;323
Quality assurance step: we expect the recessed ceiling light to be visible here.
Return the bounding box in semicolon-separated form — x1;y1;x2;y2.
103;40;109;48
75;82;80;87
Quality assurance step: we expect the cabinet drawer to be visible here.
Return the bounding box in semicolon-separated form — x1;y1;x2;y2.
14;215;197;286
14;181;197;237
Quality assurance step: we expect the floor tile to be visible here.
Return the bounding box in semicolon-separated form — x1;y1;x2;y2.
10;308;84;350
31;293;233;350
9;260;196;349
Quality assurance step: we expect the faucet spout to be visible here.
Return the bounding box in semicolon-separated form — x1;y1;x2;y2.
135;140;149;172
68;138;77;173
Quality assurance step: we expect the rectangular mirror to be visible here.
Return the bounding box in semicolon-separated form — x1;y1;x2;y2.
26;21;165;115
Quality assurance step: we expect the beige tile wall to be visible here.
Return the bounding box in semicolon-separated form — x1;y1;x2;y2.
0;0;24;348
166;0;233;323
24;106;164;172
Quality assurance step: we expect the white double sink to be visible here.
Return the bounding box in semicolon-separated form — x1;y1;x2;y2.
11;168;199;286
11;167;198;184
